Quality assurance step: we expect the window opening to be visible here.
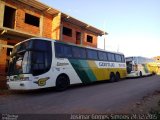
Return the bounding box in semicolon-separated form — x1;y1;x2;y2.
76;32;81;44
87;35;93;43
25;13;40;27
63;27;72;37
3;6;16;28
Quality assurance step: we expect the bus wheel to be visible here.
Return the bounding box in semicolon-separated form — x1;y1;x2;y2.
139;71;142;77
152;72;156;75
110;73;115;82
56;74;70;91
115;72;120;82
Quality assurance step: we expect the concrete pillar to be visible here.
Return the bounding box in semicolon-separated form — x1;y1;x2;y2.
0;0;5;27
52;12;61;40
60;23;63;41
40;15;44;37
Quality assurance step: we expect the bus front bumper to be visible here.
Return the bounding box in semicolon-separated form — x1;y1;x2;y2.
7;81;38;90
127;71;139;78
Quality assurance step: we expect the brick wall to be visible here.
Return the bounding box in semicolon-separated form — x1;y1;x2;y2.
15;9;40;35
4;0;99;47
0;40;7;75
43;14;53;38
83;32;97;48
61;21;98;47
0;39;8;89
62;21;77;44
5;0;53;37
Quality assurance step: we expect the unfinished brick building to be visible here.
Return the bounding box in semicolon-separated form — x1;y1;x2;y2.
0;0;106;88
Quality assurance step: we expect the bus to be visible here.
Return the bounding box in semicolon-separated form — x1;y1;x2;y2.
125;56;154;77
7;38;127;90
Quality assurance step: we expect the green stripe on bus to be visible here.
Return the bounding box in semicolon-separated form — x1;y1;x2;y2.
69;59;97;83
142;64;149;73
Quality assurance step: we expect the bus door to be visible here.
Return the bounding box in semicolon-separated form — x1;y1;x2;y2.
126;61;133;74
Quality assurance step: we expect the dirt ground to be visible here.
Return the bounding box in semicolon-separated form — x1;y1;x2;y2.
118;90;160;114
1;89;160;115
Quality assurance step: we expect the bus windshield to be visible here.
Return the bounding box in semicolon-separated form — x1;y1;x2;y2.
8;51;31;75
8;39;52;76
8;40;33;75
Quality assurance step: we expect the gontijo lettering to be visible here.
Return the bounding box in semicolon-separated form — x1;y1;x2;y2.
99;62;115;68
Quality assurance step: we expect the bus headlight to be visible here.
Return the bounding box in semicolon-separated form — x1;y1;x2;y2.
6;76;9;80
20;77;30;81
8;76;30;81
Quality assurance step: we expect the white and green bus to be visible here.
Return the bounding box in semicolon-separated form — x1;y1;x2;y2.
126;56;154;77
7;38;127;90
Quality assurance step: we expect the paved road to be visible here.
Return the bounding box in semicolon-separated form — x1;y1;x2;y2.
0;75;160;114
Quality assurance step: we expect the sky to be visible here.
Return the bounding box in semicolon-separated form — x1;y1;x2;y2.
40;0;160;58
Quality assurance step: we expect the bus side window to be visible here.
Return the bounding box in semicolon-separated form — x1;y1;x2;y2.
79;48;86;59
98;51;108;61
87;49;98;60
55;43;64;58
72;47;81;58
32;51;45;75
115;54;122;62
107;53;115;62
72;47;86;59
63;45;72;58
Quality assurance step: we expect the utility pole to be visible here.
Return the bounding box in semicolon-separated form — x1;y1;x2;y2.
103;21;107;50
117;44;119;52
104;34;106;50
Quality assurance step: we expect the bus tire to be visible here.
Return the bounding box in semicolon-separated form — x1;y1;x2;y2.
115;72;120;82
139;71;142;77
56;74;70;91
152;71;156;75
110;72;115;82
